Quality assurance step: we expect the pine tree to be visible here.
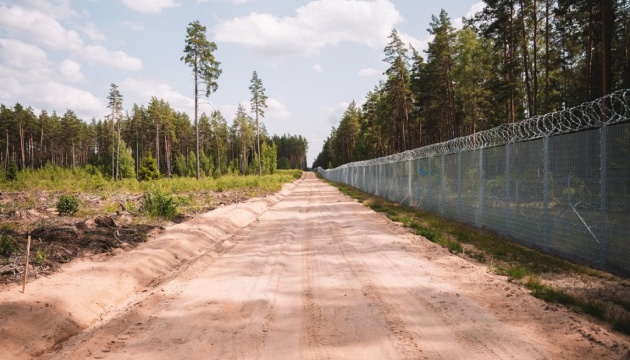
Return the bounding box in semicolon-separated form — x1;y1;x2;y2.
249;71;268;176
5;159;17;182
107;83;123;180
139;153;160;181
383;28;412;152
181;21;222;180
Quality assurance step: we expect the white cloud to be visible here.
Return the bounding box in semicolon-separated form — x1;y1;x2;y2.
216;103;239;121
77;22;106;41
22;0;77;19
58;60;85;82
312;64;324;73
39;82;103;114
0;4;84;50
266;98;291;120
0;64;102;118
120;0;181;14
122;20;145;32
0;38;49;71
357;67;379;77
120;78;194;114
83;45;143;71
199;0;250;3
324;102;350;126
399;31;431;53
453;1;486;30
213;0;405;59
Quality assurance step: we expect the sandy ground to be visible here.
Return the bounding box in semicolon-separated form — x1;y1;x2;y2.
1;172;629;359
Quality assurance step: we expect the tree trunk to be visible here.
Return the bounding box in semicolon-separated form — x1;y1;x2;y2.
194;50;200;180
256;112;261;176
510;2;516;123
112;119;116;180
40;124;44;167
155;116;160;175
116;121;121;180
19;124;25;169
601;0;613;98
5;129;8;170
216;134;221;175
587;2;595;100
545;0;550;112
520;0;533;117
532;0;538;115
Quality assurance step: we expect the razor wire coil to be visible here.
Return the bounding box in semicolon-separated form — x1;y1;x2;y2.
329;89;630;169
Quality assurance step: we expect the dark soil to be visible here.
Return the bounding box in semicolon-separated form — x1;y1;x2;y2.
0;188;258;286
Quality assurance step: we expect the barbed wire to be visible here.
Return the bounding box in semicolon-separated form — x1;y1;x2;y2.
328;89;630;169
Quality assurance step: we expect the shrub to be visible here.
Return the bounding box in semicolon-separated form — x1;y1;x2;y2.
56;194;80;216
31;247;48;265
139;153;160;181
143;188;177;219
0;234;20;257
5;159;18;182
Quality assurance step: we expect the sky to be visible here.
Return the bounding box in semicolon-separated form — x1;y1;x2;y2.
0;0;484;166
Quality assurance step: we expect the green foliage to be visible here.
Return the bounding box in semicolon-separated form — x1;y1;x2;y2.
277;158;290;170
182;20;221;96
143;188;177;219
0;234;20;257
199;151;214;177
525;276;575;305
413;225;442;242
139;153;160;181
506;265;530;281
118;140;136;179
6;159;18;182
56;194;80;216
261;142;277;175
31;247;48;265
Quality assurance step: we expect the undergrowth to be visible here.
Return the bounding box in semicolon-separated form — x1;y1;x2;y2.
0;165;301;195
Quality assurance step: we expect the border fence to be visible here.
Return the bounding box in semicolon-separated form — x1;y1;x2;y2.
318;90;630;276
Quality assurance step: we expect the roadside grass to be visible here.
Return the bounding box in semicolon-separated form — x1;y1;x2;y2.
325;178;630;335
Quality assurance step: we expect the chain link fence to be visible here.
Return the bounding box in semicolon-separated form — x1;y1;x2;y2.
318;90;630;276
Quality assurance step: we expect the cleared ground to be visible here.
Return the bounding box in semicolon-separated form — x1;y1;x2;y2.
1;172;629;359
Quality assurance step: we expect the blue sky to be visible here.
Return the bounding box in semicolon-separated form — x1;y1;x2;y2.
0;0;483;164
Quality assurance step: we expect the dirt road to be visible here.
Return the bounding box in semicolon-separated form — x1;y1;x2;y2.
2;173;629;359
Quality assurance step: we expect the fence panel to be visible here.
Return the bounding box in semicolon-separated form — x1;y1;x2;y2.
318;90;630;276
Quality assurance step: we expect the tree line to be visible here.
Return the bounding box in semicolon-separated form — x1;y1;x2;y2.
313;0;627;169
0;96;308;178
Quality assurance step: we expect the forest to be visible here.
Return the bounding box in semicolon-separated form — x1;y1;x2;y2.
313;0;627;169
0;99;309;179
0;20;308;182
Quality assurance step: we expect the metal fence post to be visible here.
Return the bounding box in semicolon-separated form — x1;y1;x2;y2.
600;125;608;268
505;143;511;234
408;159;413;207
477;148;484;227
440;155;445;215
457;151;462;218
428;158;432;209
543;136;549;249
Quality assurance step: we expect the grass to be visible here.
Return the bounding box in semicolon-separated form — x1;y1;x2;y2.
323;178;630;335
0;166;302;219
0;165;302;196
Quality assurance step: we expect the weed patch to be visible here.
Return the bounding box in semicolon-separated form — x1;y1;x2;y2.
56;195;80;216
507;265;530;281
526;276;575;305
0;234;20;257
143;188;178;219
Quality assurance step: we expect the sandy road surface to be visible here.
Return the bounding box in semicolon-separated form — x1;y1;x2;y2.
2;172;629;359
